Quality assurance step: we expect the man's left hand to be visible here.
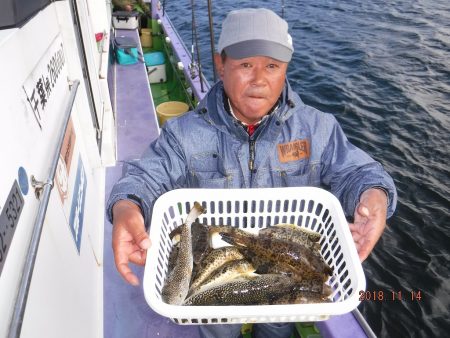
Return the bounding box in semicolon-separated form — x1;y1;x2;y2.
348;188;388;262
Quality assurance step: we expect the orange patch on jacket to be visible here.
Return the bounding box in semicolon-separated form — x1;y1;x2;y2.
277;139;310;163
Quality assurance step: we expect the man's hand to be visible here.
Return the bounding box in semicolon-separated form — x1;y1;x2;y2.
112;200;151;285
348;188;388;262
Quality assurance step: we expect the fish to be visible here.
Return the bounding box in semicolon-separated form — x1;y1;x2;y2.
188;259;255;297
291;276;332;295
216;226;333;279
271;278;332;304
183;274;330;306
167;240;180;274
170;221;211;267
189;246;245;292
259;223;322;251
259;224;331;276
191;221;212;266
237;247;298;277
191;221;213;283
161;202;205;305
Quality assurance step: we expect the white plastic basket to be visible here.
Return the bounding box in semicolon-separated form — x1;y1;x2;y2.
143;187;366;324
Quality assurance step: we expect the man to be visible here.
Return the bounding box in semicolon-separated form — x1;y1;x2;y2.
107;8;397;338
112;0;149;14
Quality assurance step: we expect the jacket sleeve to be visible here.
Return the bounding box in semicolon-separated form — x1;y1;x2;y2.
320;115;397;218
106;125;187;228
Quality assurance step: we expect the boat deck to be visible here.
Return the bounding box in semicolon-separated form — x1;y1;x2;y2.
103;28;199;338
103;28;370;338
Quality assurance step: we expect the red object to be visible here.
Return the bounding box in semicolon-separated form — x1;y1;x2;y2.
247;124;257;136
95;33;104;42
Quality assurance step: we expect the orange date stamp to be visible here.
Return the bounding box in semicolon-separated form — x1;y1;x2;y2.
359;290;422;302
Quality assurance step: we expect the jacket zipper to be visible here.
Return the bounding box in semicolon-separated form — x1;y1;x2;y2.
249;139;256;182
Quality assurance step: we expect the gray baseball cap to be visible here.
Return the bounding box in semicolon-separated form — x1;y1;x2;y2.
217;8;294;62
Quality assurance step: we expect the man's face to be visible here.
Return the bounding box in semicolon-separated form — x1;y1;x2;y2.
215;54;288;125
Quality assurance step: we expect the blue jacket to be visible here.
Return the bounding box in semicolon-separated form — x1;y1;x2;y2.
107;81;397;226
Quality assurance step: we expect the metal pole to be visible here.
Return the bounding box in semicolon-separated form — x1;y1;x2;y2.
8;80;80;338
352;309;377;338
69;0;100;147
190;0;205;93
207;0;216;83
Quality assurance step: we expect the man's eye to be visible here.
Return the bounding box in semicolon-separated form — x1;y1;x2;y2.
241;63;251;68
267;64;279;69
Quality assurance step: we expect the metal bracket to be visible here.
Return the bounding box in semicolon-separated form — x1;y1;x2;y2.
67;78;75;89
31;176;53;199
189;62;198;79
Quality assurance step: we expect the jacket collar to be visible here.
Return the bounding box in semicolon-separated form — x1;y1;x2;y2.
197;80;302;138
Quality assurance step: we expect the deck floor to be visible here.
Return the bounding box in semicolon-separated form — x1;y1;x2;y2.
103;29;200;338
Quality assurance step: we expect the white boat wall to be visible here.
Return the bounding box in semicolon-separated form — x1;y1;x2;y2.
0;1;114;337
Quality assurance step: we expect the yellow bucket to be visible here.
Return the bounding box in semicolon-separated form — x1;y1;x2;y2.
140;28;152;48
156;101;189;126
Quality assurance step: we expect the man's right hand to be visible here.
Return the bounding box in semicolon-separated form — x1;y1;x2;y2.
112;200;151;286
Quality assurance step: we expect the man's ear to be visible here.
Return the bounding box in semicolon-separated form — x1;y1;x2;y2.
214;53;224;80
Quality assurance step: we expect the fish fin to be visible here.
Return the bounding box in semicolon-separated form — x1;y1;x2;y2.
171;234;181;244
169;226;182;240
186;287;195;298
245;271;259;278
323;284;332;297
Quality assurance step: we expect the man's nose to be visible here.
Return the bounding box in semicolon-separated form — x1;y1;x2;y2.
250;66;266;86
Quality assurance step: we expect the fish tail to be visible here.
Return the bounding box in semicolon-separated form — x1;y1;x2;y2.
186;202;206;225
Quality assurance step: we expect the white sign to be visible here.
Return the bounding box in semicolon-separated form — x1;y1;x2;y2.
22;35;67;129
